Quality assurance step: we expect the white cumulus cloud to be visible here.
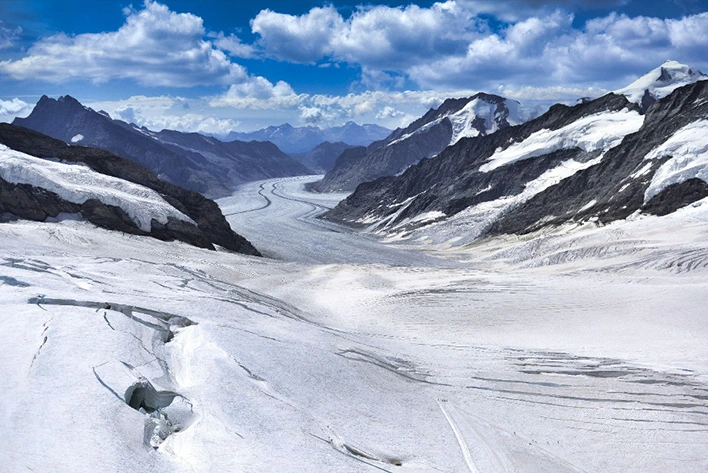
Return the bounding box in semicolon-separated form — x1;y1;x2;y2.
251;1;480;68
249;3;708;96
407;11;708;91
0;97;32;123
210;77;302;109
0;0;285;95
86;95;241;134
251;6;344;63
0;97;30;116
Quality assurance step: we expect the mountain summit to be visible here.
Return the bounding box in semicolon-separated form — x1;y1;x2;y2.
14;96;310;197
313;92;536;192
223;122;391;154
615;60;708;111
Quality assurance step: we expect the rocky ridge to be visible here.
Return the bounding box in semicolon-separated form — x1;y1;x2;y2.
14;96;310;198
313;93;530;192
323;80;708;246
0;123;261;255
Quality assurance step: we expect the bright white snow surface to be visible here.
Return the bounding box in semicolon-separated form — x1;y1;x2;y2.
1;176;707;473
70;133;84;143
615;60;708;104
388;97;532;148
480;108;644;172
447;97;525;145
643;119;708;201
0;144;195;231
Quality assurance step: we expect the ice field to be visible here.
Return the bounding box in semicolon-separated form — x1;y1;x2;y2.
1;176;706;472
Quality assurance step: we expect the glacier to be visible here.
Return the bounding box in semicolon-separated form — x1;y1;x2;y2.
2;175;705;473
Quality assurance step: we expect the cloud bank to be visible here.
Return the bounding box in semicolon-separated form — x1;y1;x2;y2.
0;1;279;94
250;2;708;92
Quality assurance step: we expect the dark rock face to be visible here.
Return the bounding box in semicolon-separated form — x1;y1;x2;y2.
640;89;658;112
324;81;708;239
313;93;520;193
13;95;310;198
0;123;261;255
324;93;635;226
153;129;312;190
290;141;357;173
490;80;708;236
0;178;82;221
314;120;452;193
642;179;708;216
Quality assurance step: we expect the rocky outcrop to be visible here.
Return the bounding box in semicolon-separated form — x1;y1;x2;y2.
0;123;260;255
323;80;708;241
642;179;708;216
313;93;527;192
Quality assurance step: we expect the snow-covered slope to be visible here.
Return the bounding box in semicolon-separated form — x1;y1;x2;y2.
615;60;707;110
0;144;193;232
0;123;261;254
324;78;708;247
643;119;708;201
480;108;643;172
314;93;537;192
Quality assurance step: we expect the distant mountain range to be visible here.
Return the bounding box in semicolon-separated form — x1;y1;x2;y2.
221;122;391;154
290;141;357;174
0;123;260;255
14;96;311;198
312;93;534;192
8;60;707;252
323;62;708;246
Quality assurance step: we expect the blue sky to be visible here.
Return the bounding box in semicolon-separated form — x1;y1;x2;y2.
0;0;707;133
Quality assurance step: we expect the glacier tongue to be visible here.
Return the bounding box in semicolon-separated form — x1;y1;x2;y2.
2;176;708;473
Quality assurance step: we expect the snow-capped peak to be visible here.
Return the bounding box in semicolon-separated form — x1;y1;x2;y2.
388;93;534;147
447;96;521;145
615;60;708;108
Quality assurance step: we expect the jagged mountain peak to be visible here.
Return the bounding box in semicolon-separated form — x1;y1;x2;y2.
57;94;81;104
31;94;93;116
323;80;708;247
615;60;708;110
14;95;311;197
313;91;541;192
223;121;391;154
394;92;531;147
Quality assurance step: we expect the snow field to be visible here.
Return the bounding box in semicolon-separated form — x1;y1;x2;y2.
1;177;707;473
0;144;195;231
480;109;644;172
643;119;708;201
